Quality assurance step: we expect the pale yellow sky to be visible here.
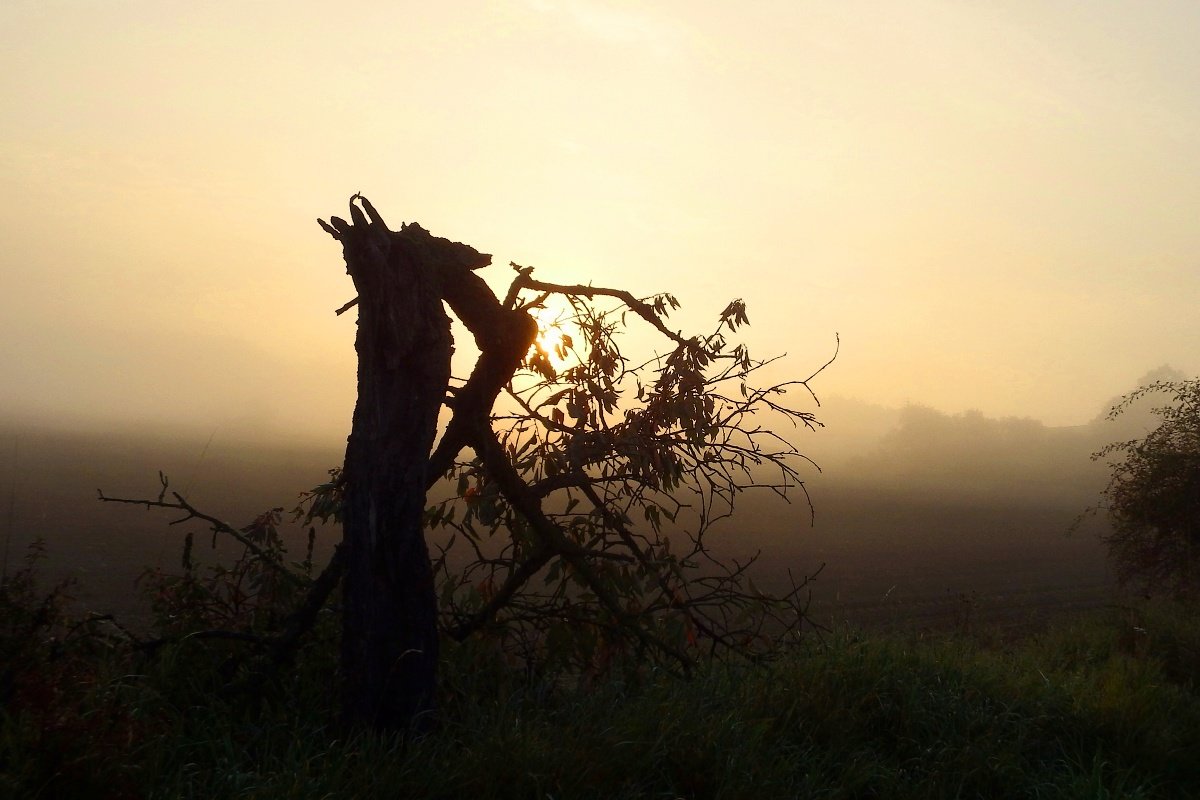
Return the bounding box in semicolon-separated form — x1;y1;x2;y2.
2;1;1198;444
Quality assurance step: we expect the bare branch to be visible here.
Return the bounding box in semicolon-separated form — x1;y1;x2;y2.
512;271;692;348
98;481;304;588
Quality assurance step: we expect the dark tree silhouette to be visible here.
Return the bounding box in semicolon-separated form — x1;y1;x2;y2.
101;195;834;735
1092;376;1200;597
321;196;834;731
321;200;496;731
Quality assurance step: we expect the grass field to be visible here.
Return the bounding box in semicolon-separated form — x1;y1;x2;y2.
3;547;1198;800
8;424;1187;798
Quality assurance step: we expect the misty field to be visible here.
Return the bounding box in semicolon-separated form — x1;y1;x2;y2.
8;418;1187;798
2;420;1113;634
8;1;1200;794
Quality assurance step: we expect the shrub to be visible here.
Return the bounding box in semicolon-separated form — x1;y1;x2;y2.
1094;377;1200;596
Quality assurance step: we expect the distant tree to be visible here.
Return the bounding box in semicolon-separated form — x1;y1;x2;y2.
1092;376;1200;596
102;195;834;735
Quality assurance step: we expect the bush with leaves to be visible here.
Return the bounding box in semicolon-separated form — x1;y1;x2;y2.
138;506;310;637
1092;377;1200;596
1;540;75;705
97;471;341;695
0;542;151;797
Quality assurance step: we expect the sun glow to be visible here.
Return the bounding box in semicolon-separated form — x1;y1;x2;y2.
528;300;581;370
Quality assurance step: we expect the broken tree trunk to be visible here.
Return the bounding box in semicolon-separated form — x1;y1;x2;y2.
321;196;491;732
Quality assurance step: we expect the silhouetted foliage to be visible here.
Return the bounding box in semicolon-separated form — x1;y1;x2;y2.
0;542;147;797
1093;377;1200;596
1;540;73;706
99;196;835;733
426;283;831;679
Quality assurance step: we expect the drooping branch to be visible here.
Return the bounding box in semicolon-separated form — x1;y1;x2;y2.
426;277;538;483
446;544;553;641
426;262;835;669
465;414;694;671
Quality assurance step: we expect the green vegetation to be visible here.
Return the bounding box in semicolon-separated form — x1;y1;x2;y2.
6;210;1197;795
1091;376;1200;597
4;547;1198;799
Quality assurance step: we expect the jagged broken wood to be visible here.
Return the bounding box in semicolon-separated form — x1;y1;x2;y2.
319;196;701;730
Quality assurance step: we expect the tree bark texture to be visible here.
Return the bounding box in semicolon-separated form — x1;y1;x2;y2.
324;199;490;731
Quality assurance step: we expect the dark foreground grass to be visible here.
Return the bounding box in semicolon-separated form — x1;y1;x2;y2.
4;601;1199;799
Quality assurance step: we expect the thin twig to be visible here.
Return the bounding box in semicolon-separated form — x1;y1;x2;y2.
97;481;304;588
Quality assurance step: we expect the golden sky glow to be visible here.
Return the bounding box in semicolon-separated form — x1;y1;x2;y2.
2;1;1199;443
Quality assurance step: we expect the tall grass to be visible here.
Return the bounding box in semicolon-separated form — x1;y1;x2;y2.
3;577;1198;798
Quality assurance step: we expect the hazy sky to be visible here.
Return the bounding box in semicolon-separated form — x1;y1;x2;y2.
3;1;1198;443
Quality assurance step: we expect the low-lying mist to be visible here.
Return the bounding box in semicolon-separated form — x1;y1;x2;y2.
3;376;1171;631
